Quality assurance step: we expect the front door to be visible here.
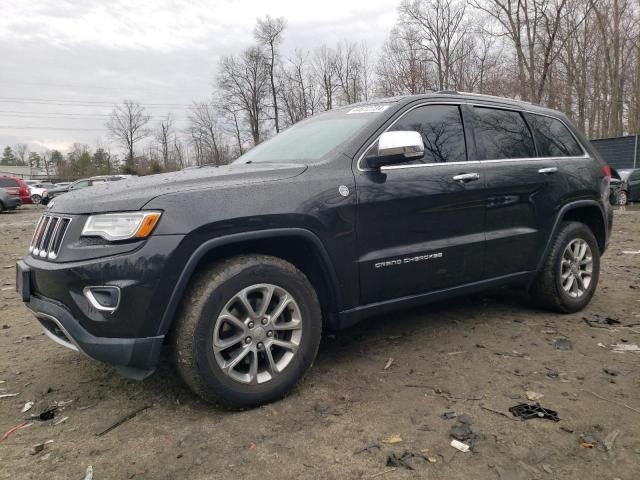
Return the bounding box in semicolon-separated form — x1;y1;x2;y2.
355;103;487;305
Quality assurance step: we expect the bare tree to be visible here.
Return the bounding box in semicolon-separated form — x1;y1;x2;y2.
254;15;287;133
312;45;338;110
106;100;151;173
188;102;225;165
218;47;270;146
157;113;174;169
14;143;28;166
400;0;469;91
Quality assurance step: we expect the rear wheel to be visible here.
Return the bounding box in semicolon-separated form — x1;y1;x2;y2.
31;194;42;205
530;221;600;313
615;190;628;206
172;255;322;408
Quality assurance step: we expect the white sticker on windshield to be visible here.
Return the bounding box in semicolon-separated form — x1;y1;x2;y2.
347;105;390;114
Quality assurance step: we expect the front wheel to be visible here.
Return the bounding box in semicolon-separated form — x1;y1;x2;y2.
172;255;322;408
530;221;600;313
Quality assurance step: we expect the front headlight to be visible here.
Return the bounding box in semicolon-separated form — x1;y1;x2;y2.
82;211;162;241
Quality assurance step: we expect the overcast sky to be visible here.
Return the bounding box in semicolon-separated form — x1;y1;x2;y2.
0;0;399;154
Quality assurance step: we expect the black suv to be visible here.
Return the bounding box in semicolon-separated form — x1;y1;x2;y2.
17;93;613;407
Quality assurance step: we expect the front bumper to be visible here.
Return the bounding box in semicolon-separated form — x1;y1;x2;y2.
16;232;187;378
26;293;164;378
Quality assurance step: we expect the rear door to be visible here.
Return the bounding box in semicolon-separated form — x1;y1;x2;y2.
355;103;487;305
471;106;567;278
0;178;20;197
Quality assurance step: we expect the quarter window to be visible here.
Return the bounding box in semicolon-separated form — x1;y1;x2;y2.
374;104;467;164
524;113;583;157
473;107;536;160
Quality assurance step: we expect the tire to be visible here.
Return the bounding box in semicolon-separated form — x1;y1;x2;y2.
31;194;42;205
0;202;4;213
615;190;628;206
530;221;600;313
172;254;322;408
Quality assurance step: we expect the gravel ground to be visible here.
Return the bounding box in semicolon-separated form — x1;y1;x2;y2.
1;204;639;480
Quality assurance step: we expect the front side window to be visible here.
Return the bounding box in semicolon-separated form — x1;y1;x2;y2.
474;107;536;160
71;180;90;189
388;105;467;164
524;113;583;157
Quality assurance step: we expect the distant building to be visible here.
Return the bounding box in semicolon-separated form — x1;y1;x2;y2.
0;165;52;180
591;135;639;170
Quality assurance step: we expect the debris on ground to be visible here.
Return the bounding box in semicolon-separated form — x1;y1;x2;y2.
450;439;470;453
480;405;518;421
354;444;381;455
622;250;640;254
0;393;19;399
526;391;544;401
509;403;560;422
31;406;57;421
29;443;45;455
609;343;640;352
383;357;394;370
604;429;620;452
385;451;428;470
441;411;456;420
583;314;621;328
20;401;34;413
381;434;402;444
83;465;94;480
552;338;573;351
95;405;151;437
603;367;620;376
53;416;69;426
1;422;32;442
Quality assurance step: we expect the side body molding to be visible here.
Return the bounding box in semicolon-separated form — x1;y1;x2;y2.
156;228;341;336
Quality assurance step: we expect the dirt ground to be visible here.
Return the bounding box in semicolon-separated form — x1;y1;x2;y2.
1;205;639;480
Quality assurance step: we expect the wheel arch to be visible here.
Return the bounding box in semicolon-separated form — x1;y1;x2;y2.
158;228;342;337
537;200;608;272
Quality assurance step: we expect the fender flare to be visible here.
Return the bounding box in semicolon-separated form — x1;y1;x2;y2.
536;199;608;272
157;228;341;336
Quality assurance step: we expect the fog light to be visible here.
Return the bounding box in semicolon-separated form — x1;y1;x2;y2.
83;286;120;312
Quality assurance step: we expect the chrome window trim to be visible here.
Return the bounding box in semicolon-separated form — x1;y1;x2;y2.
356;100;590;172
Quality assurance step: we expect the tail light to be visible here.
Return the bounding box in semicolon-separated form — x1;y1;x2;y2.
603;165;612;178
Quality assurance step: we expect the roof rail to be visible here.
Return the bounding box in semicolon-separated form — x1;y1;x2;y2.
436;90;459;95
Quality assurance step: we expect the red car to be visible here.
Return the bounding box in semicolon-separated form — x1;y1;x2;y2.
0;175;31;205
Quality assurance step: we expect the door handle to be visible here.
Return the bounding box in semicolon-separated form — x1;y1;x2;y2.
453;173;480;183
538;167;558;175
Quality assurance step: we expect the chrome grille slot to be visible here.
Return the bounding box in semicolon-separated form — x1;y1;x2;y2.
29;214;72;260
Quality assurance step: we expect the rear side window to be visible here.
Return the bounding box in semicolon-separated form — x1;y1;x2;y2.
0;178;18;188
388;104;467;164
524;113;583;157
473;107;536;160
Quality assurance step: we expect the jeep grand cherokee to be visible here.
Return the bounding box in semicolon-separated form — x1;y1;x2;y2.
17;92;613;407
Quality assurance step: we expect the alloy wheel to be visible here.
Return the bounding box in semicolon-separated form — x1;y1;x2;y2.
212;284;303;384
560;238;593;298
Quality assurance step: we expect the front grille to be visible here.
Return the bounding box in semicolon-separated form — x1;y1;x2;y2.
29;214;72;260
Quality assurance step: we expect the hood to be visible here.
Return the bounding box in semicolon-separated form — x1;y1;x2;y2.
49;162;307;214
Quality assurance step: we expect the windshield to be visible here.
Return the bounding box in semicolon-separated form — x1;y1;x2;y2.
234;105;391;164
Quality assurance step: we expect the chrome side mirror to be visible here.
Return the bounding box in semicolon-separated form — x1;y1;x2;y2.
367;130;425;168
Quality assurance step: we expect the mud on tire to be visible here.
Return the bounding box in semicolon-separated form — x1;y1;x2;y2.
172;254;322;408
